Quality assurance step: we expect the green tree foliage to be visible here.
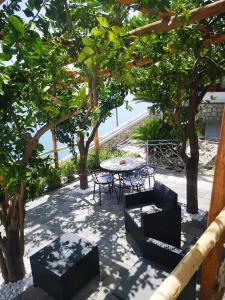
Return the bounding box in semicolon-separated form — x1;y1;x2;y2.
0;0;132;282
43;0;131;189
129;1;225;213
0;0;85;283
131;117;176;142
55;79;127;157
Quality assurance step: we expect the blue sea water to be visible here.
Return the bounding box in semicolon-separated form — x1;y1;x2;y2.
39;94;149;159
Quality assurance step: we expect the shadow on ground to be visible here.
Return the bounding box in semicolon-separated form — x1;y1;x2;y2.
16;172;211;300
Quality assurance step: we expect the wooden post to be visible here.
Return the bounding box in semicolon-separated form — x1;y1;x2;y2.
128;0;225;36
200;107;225;300
149;207;225;300
115;107;119;127
51;129;59;168
94;129;100;154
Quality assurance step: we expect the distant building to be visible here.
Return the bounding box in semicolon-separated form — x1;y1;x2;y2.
201;92;225;140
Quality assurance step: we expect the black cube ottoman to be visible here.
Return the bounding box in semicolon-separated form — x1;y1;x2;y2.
30;233;100;300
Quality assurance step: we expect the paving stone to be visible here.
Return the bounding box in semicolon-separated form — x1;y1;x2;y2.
15;169;214;299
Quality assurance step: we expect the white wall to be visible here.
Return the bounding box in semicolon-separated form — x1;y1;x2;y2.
205;122;221;140
203;92;225;103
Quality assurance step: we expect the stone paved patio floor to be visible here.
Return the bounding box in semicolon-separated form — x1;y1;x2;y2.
15;168;214;300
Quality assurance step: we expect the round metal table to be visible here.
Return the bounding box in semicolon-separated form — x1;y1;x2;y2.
100;157;146;203
100;157;145;173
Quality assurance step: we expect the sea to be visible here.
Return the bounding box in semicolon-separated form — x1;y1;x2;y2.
39;94;149;160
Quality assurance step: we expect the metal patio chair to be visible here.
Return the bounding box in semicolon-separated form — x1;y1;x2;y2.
92;172;114;206
138;165;156;188
114;171;145;204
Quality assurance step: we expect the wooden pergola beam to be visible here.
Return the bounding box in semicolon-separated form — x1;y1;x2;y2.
117;0;134;4
65;31;224;82
128;0;225;36
65;57;152;82
117;0;175;15
199;106;225;299
202;33;225;47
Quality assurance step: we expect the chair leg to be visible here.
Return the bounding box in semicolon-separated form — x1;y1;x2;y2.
93;183;96;200
109;183;112;194
114;184;120;204
120;185;124;203
151;175;155;188
99;185;101;206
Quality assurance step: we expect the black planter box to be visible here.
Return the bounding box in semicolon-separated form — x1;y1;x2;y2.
30;233;100;300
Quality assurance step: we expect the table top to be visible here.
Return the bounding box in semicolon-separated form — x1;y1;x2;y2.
30;233;96;277
100;156;145;173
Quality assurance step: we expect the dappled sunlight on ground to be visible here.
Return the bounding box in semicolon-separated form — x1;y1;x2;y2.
10;169;214;299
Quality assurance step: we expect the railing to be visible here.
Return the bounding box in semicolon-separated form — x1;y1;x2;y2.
40;111;149;158
149;207;225;300
145;140;184;170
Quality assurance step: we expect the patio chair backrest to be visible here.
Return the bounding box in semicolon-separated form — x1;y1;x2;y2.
153;181;177;208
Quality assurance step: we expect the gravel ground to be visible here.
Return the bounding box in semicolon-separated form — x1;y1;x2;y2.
0;258;32;300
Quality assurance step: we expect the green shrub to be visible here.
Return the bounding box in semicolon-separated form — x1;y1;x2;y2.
87;151;100;172
26;177;47;200
60;160;78;182
196;118;205;138
100;146;126;159
45;167;61;191
130;117;176;142
25;157;50;200
87;147;127;172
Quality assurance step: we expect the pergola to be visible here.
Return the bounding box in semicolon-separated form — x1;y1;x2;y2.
48;1;225;297
115;1;225;299
1;0;225;298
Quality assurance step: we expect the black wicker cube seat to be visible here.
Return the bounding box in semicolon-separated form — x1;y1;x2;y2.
109;256;196;300
108;237;197;300
30;233;100;300
124;181;182;254
126;205;162;227
113;182;197;300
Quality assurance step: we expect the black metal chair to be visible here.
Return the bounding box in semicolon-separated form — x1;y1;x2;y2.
114;171;145;204
138;165;156;188
92;172;114;205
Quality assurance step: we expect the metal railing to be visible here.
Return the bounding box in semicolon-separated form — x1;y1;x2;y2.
145;140;184;170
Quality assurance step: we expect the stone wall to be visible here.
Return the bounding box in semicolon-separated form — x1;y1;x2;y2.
200;103;224;122
99;114;149;149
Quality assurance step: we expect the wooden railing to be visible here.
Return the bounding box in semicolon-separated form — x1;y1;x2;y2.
149;207;225;300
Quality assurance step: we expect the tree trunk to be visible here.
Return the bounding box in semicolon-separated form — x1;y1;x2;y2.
186;159;198;213
79;152;88;189
7;227;25;281
94;129;100;155
0;248;8;283
0;182;26;283
0;227;25;283
77;133;89;189
185;90;199;214
52;129;59;168
0;106;83;283
91;69;100;155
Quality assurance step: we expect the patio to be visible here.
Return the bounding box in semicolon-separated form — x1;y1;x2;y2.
13;168;213;300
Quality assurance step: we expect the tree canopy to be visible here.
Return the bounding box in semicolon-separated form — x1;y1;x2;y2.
0;0;224;284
